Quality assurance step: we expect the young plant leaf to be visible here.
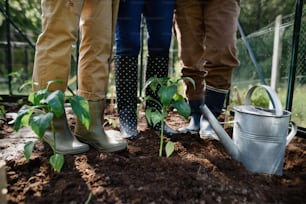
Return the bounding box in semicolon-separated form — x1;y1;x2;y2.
46;79;63;90
144;77;159;92
45;90;65;117
29;112;53;139
18;80;32;93
165;141;175;158
158;85;177;107
144;96;161;108
13;105;34;131
145;108;165;127
172;99;191;119
30;89;49;105
49;153;64;173
69;95;90;130
24;141;35;161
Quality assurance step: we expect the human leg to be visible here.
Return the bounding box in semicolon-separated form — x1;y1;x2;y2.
114;55;139;140
74;0;127;152
143;0;178;136
32;0;83;92
32;0;89;154
173;0;206;134
114;0;144;140
199;0;240;139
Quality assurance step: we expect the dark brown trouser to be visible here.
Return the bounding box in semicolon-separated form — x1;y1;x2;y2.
174;0;240;100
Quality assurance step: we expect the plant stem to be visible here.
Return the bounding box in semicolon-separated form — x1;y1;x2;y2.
159;106;167;157
52;122;57;153
159;119;164;157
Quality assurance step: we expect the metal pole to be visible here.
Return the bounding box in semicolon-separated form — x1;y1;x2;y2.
238;21;267;85
0;6;35;50
285;0;304;111
139;15;145;97
5;0;13;95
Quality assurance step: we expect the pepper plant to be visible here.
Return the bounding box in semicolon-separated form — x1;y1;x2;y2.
13;80;90;172
144;76;194;157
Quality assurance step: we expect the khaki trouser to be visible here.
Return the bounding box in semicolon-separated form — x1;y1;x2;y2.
33;0;119;101
174;0;240;100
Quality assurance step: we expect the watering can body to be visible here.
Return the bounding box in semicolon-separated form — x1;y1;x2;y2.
202;85;297;175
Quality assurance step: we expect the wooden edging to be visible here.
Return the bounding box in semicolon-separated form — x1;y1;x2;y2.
0;160;7;204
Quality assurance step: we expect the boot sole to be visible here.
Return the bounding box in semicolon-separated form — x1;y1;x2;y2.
43;137;90;155
76;137;127;153
199;133;220;141
178;128;199;134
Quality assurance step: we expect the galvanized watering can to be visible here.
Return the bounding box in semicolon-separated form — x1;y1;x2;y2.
202;85;297;175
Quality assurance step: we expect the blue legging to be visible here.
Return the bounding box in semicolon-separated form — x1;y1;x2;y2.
115;0;175;56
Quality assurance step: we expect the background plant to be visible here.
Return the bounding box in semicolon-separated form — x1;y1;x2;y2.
0;96;5;122
13;80;90;172
144;76;194;157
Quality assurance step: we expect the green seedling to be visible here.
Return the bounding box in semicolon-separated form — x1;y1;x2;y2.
144;76;194;157
13;80;90;172
9;69;32;93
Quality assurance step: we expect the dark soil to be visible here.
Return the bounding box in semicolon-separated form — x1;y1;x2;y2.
1;101;306;204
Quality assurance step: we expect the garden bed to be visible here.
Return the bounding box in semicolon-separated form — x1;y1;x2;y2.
1;101;306;203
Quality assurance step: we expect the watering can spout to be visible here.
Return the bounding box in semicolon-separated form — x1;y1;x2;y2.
201;105;240;160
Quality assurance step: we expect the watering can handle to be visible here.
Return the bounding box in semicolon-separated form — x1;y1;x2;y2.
245;85;283;116
286;121;297;145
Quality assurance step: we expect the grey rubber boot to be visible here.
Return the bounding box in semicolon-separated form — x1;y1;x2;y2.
114;55;139;140
74;100;127;152
200;87;228;140
178;99;203;134
145;56;179;137
43;112;90;155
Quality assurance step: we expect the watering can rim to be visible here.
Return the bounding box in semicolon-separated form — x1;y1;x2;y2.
232;105;292;117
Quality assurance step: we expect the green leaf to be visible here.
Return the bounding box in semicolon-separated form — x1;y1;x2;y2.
18;80;33;92
172;99;191;119
24;141;35;161
31;89;50;105
69;95;90;130
165;141;175;157
45;90;65;117
144;96;162;108
29;112;53;139
145;108;165;126
172;93;184;101
143;77;158;92
158;85;177;107
46;80;63;90
49;153;64;172
13;105;33;131
28;92;35;104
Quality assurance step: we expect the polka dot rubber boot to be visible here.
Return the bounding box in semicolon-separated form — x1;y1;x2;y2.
114;56;139;140
145;56;179;137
